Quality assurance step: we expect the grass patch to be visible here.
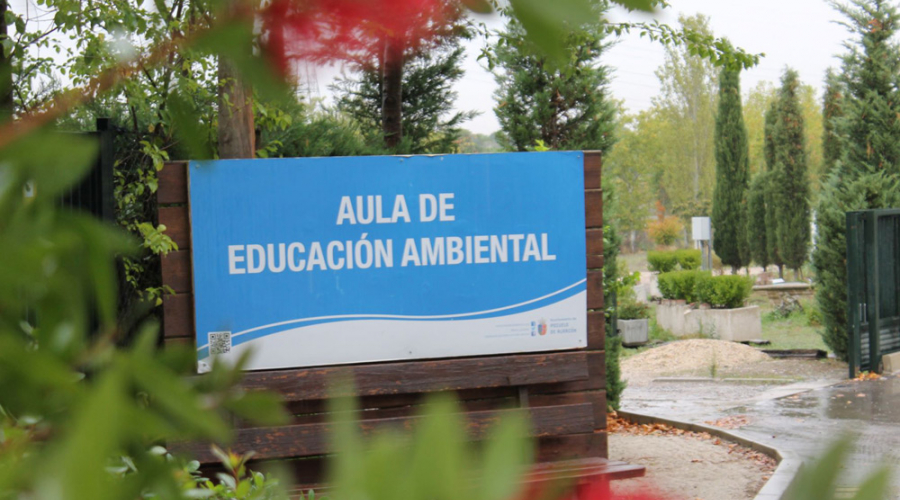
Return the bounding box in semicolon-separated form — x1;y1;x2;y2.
619;251;650;274
753;295;829;352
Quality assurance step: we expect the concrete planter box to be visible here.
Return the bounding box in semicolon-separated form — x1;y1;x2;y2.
619;319;649;346
656;301;761;342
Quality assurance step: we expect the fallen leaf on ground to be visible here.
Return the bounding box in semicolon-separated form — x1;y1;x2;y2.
704;415;751;429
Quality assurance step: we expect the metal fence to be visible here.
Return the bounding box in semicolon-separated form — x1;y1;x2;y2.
847;208;900;377
58;118;116;221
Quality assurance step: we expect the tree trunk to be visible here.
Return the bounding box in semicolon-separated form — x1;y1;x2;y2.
1;1;13;123
778;263;784;280
382;37;403;150
217;58;255;158
217;0;254;159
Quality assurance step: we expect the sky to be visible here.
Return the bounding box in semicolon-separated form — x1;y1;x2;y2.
305;0;851;135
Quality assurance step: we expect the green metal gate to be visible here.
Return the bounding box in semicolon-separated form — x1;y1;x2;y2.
847;209;900;377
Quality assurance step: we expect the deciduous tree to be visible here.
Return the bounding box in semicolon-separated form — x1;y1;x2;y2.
653;14;718;224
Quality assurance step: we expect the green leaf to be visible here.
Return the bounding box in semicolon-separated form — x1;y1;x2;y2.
508;0;597;62
479;410;532;500
193;21;289;103
42;369;129;500
128;355;231;441
223;390;290;427
167;92;213;160
0;131;97;201
849;467;891;500
611;0;655;12
461;0;493;14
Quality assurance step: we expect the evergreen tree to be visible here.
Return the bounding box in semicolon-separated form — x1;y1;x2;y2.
821;68;845;177
763;100;785;278
747;172;769;269
331;3;474;153
771;69;811;275
490;7;615;153
711;67;750;272
814;0;900;360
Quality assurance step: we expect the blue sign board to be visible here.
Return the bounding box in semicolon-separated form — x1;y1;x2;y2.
189;152;587;371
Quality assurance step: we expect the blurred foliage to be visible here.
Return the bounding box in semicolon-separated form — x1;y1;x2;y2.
327;392;534;500
0;129;289;499
784;437;890;500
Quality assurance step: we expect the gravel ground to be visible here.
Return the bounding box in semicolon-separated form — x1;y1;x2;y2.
622;339;773;386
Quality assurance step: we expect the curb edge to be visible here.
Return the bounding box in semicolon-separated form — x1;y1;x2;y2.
616;409;803;500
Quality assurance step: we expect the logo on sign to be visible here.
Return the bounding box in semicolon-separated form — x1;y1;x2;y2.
531;319;548;336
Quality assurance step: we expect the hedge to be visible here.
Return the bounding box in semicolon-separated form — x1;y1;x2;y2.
695;274;754;309
657;271;753;308
647;250;679;273
648;249;701;273
657;270;709;304
675;249;702;270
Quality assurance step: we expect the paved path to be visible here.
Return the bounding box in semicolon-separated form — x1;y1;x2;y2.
622;375;900;497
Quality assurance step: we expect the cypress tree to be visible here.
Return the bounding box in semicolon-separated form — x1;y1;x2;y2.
711;67;750;273
814;0;900;360
763;101;784;278
772;69;811;276
747;172;770;269
821;68;844;177
490;8;616;153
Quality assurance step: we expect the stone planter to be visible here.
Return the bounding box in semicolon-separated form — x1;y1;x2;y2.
656;299;691;336
656;301;762;342
619;318;649;346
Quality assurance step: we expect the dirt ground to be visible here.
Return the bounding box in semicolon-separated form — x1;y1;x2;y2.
609;434;775;500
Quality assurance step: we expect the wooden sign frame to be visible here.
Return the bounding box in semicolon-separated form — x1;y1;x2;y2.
157;151;607;483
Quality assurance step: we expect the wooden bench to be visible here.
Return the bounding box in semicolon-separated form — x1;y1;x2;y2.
158;152;644;488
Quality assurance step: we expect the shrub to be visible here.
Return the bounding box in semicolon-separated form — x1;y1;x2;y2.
675;249;702;270
647;250;678;273
617;299;650;320
605;335;626;410
657;270;710;303
646;215;684;247
695;274;754;309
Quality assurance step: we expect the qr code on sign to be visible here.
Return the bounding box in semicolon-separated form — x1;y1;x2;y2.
208;331;232;355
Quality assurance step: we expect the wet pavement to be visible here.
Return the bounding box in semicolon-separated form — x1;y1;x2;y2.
622;374;900;496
